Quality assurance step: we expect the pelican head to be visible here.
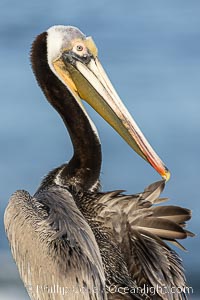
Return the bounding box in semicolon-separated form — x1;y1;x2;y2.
46;25;170;181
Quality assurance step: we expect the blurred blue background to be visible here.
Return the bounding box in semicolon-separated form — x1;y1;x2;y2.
0;0;199;299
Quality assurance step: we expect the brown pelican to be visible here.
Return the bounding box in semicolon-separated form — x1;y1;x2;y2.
4;26;193;300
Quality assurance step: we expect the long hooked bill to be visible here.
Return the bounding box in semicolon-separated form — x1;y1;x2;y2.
65;54;170;181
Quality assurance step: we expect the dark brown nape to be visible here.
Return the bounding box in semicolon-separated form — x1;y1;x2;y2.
30;32;102;191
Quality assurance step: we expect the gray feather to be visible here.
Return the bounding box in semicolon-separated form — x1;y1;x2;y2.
4;187;107;300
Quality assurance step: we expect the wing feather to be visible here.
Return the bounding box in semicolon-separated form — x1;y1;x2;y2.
4;187;107;300
95;180;193;300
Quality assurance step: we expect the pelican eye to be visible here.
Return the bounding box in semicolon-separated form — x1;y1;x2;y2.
76;44;83;51
62;43;92;65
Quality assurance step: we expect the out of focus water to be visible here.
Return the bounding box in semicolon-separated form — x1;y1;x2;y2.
0;0;200;299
